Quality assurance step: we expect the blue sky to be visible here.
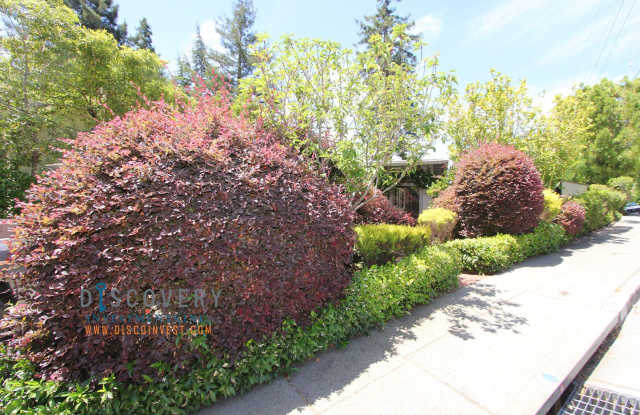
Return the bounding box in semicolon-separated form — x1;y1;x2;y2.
118;0;639;157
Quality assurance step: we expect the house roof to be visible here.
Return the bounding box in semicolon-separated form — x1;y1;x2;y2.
384;155;449;168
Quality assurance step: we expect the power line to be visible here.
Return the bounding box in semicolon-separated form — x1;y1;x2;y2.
599;0;637;77
589;0;625;83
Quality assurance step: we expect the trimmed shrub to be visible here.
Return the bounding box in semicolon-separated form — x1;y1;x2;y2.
444;234;519;274
516;222;570;258
0;244;461;414
444;222;569;275
452;143;544;237
575;184;626;233
1;93;355;382
541;189;563;222
355;189;416;226
417;208;458;243
355;224;431;266
556;201;586;236
607;176;636;202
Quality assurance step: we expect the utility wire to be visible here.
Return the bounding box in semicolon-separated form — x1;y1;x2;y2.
599;0;637;77
590;0;625;83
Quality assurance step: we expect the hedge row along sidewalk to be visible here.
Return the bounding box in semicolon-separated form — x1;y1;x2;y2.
0;188;624;414
0;245;461;414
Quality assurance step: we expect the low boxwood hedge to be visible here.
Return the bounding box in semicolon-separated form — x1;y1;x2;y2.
355;224;431;266
443;222;570;275
0;244;461;414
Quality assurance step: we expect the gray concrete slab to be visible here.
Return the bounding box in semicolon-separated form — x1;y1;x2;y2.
198;217;640;415
587;301;640;398
0;241;8;262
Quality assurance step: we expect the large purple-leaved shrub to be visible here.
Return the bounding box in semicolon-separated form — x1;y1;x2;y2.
1;90;355;382
451;143;544;237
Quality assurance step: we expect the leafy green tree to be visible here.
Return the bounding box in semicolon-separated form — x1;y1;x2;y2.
0;0;175;215
0;0;79;176
445;69;592;187
132;17;154;52
357;0;420;68
210;0;257;88
445;69;538;158
238;26;455;210
526;93;592;186
63;0;128;45
568;78;640;184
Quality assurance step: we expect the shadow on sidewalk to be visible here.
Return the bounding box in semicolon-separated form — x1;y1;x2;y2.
204;219;638;414
513;222;634;270
206;279;527;414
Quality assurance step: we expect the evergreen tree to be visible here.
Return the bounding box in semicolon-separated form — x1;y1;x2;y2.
63;0;128;45
210;0;256;88
357;0;420;68
191;23;209;78
132;17;154;51
175;53;193;88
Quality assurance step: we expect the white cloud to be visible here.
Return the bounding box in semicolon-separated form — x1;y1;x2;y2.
412;15;442;41
473;0;603;38
537;5;639;68
531;70;628;113
536;16;605;66
178;19;224;58
199;20;224;52
473;0;550;37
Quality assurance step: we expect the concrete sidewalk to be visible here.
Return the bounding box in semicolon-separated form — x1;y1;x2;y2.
200;217;640;415
586;300;640;398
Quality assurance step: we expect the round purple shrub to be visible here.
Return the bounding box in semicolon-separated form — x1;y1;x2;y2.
453;143;544;237
556;201;586;236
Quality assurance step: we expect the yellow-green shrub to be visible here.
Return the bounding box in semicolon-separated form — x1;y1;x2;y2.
541;189;563;222
355;224;431;266
417;207;458;243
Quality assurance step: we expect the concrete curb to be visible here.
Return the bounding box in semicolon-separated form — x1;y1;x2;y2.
535;267;640;415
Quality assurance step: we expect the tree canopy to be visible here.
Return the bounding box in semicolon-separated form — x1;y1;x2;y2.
357;0;420;68
237;26;455;209
0;0;176;215
210;0;257;88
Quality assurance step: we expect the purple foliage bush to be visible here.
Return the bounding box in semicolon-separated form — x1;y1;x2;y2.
1;90;355;382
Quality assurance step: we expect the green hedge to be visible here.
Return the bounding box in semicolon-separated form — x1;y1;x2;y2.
0;244;461;414
443;222;570;274
355;224;431;266
574;184;625;234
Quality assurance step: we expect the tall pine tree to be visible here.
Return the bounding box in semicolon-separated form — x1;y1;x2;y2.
175;53;193;87
132;17;154;51
357;0;419;68
210;0;256;88
63;0;128;45
191;23;209;79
